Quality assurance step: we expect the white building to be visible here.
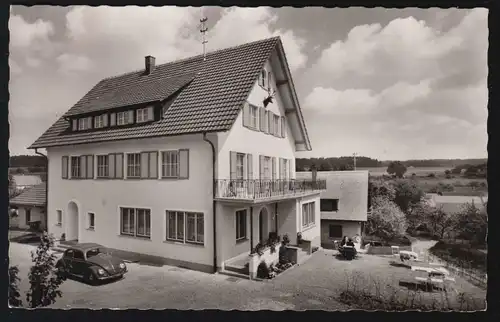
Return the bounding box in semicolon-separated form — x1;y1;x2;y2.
30;37;325;275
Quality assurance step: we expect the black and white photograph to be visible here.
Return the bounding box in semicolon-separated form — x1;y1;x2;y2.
8;4;488;311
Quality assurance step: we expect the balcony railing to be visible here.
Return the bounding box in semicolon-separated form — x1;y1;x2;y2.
214;179;327;200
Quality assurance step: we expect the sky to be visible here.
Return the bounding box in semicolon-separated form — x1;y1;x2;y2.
9;6;488;160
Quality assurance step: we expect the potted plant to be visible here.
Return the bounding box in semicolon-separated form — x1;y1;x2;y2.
297;232;303;245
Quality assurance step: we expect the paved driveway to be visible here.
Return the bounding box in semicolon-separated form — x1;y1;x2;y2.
9;243;485;310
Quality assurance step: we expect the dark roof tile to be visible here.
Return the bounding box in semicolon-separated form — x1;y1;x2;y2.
30;37;282;148
10;183;46;206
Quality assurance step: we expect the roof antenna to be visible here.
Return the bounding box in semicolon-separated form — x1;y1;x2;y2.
200;7;208;61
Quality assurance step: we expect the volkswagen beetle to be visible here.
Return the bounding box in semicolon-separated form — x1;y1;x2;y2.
56;243;127;285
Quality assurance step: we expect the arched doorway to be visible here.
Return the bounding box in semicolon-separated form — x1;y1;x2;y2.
67;201;79;241
259;207;269;243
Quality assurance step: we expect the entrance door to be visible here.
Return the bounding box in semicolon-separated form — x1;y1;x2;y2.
67;201;79;241
25;208;31;226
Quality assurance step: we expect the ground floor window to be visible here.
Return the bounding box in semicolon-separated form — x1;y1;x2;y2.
320;198;339;212
236;209;247;241
329;224;343;238
302;202;315;228
120;207;151;238
25;208;31;225
166;211;204;245
88;212;95;230
56;210;62;226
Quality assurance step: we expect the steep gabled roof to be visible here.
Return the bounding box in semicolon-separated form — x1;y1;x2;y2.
10;183;46;207
29;37;309;149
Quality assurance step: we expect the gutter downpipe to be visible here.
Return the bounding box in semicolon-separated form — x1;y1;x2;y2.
203;133;218;273
34;148;48;232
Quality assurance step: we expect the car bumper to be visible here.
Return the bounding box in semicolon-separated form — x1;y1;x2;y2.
97;269;127;280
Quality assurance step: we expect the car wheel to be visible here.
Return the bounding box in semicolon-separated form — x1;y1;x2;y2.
86;271;98;285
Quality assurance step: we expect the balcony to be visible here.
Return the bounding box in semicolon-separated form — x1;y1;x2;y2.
214;179;326;203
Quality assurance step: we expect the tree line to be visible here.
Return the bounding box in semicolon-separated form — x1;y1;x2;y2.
296;156;487;172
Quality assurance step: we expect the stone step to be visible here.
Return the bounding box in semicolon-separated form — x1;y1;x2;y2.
225;263;249;275
219;269;250;280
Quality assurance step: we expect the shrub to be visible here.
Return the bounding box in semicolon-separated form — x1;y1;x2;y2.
257;261;271;279
26;233;66;308
9;266;22;307
392;180;425;213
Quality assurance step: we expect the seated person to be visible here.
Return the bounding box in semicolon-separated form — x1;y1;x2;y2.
346;238;355;247
340;236;349;247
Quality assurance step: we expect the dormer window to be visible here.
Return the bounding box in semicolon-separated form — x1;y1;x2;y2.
136;106;154;123
94;115;107;129
117;112;127;125
78;117;92;130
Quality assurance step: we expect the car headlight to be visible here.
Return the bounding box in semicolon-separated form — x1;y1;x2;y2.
119;263;126;269
97;268;105;275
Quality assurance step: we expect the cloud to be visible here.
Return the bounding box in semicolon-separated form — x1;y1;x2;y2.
57;53;93;74
9;14;54;49
304;80;432;115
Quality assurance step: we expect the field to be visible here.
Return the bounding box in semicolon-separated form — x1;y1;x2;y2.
358;166;452;176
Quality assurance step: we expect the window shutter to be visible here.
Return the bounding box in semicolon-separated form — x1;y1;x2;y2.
178;149;189;179
259;155;264;179
127;110;134;124
289;158;293;179
62;156;68;179
247;154;253;179
80;155;87;179
86;155;94;179
279;158;283;180
242;102;249;128
243;153;248;180
272;157;277;180
110;113;116;126
109;154;116;178
116;153;124;178
259;108;266;132
230;151;237;180
268;112;274;135
140;152;149;178
149;151;158;178
281;116;286;138
103;114;109;127
264;111;269;134
268;71;272;90
72;119;78;131
147;106;154;121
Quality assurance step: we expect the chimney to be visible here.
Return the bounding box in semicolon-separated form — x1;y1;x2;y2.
145;55;156;75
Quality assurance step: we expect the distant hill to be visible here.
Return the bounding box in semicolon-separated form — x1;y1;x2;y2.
9;155;47;173
296;156;487;172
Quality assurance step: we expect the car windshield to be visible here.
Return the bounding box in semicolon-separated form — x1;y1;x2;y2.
86;248;104;258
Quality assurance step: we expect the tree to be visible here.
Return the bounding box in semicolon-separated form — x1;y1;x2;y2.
9;266;22;307
392;180;425;213
426;207;456;239
368;178;396;209
26;233;66;308
454;202;487;245
387;161;407;178
366;196;408;240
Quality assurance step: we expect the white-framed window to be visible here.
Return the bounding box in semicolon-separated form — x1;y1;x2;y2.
88;212;95;230
117;111;127;125
236;209;247;241
120;207;151;238
127;153;141;178
71;156;80;178
250;105;258;129
56;210;62;226
302;202;315;228
161;151;179;178
273;114;280;136
78;117;92;130
97;155;109;178
166;211;204;244
94;115;105;128
263;156;271;179
136;108;150;123
267;71;272;90
236;153;245;180
259;69;267;88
